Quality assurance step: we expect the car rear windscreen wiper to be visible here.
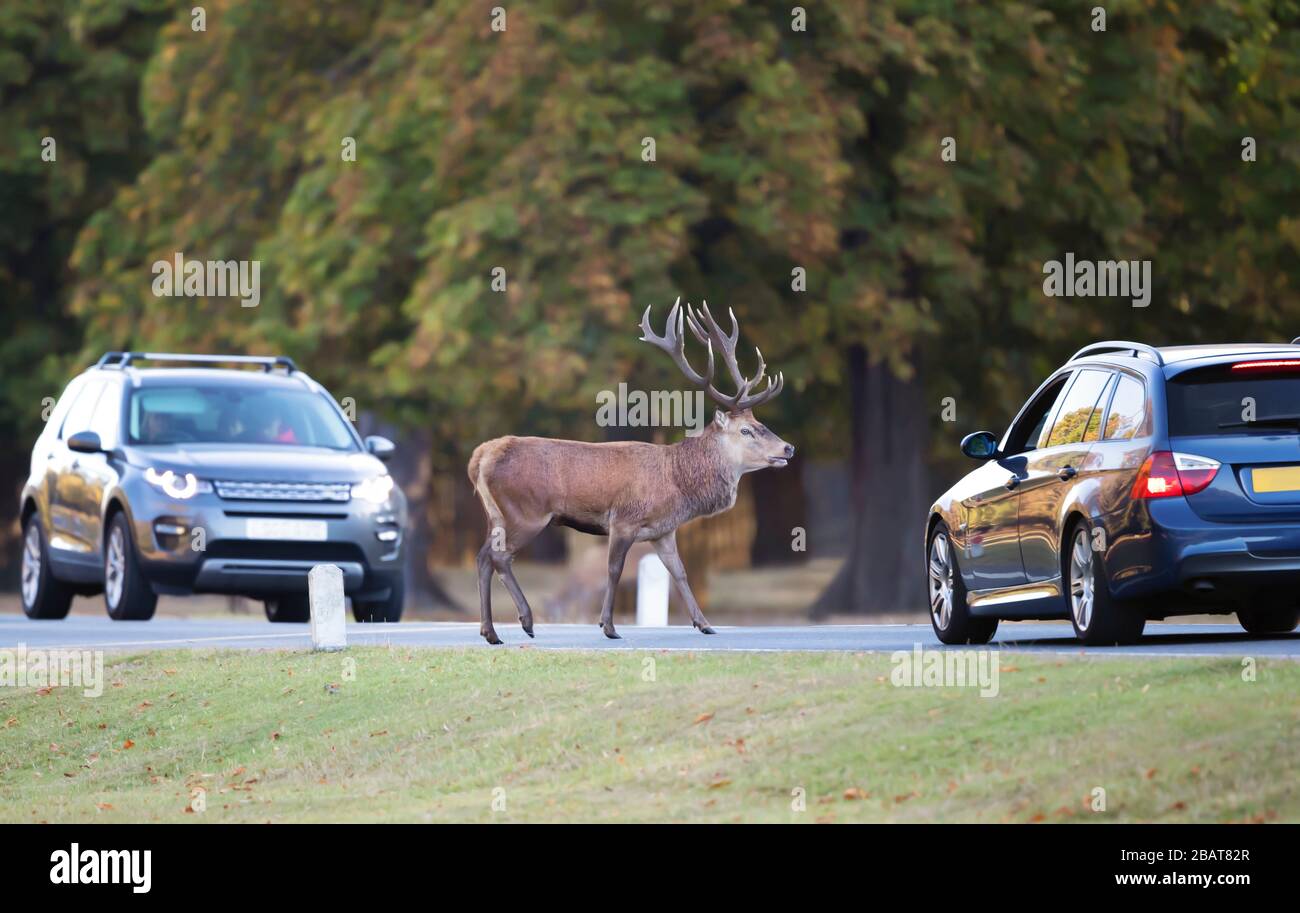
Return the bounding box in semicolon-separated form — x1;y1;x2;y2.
1218;413;1300;430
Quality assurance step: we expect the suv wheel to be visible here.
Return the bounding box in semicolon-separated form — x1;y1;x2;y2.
21;514;74;620
1065;521;1143;645
353;575;404;623
104;513;157;621
264;593;311;623
928;523;997;645
1237;606;1300;635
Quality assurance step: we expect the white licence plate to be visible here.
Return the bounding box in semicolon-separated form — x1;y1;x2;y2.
245;518;328;541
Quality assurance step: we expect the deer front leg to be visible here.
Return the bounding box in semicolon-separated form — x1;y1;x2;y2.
651;533;716;634
476;542;502;645
599;533;635;640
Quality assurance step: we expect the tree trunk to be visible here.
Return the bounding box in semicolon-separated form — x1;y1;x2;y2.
749;454;808;566
810;345;929;617
374;424;466;614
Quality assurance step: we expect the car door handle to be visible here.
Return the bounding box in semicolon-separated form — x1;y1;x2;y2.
1058;466;1077;481
1004;475;1020;490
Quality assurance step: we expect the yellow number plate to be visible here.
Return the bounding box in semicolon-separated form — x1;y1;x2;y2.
1252;466;1300;494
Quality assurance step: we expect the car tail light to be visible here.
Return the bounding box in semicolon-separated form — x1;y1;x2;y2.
1131;451;1221;499
1230;359;1300;373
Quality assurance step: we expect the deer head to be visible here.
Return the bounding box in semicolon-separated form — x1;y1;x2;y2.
639;298;794;474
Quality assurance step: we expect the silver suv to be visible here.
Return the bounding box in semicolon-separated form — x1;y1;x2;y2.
19;353;407;623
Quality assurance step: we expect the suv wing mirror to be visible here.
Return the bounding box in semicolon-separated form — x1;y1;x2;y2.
960;431;1001;460
66;431;104;454
365;435;396;461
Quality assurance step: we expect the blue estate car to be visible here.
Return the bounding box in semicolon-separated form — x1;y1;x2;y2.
927;340;1300;645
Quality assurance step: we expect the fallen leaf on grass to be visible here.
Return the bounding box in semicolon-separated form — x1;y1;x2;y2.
122;739;134;750
708;778;731;789
843;788;868;800
692;712;714;725
370;730;388;738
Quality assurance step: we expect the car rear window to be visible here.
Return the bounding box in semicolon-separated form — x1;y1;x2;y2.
1167;365;1300;436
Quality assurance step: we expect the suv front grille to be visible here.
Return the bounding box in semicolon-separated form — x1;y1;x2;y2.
205;540;367;563
213;480;352;502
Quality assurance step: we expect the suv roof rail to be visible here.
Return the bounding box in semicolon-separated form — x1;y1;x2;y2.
1068;341;1164;367
95;352;297;373
1292;336;1300;345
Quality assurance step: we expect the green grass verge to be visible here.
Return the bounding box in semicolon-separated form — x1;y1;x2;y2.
0;648;1296;823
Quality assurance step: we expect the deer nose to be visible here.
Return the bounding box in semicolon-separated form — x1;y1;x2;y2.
784;444;795;458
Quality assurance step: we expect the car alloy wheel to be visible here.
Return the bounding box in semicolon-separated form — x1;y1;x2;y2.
1068;528;1095;631
928;532;955;631
21;523;41;609
105;524;126;610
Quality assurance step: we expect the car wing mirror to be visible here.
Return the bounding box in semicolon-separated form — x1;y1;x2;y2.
365;435;396;461
960;431;1001;460
66;430;103;454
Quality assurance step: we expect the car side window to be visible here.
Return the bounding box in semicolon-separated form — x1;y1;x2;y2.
1005;374;1072;454
1082;374;1118;443
88;379;123;449
59;378;105;439
1103;374;1147;441
1043;369;1111;447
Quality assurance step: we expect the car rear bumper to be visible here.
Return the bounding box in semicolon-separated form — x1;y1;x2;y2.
1108;497;1300;605
124;483;405;600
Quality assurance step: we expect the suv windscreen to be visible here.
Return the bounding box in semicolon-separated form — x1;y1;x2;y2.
128;385;357;450
1168;365;1300;436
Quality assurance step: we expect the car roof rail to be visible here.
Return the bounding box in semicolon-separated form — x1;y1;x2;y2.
1292;336;1300;345
1068;341;1164;366
94;352;297;373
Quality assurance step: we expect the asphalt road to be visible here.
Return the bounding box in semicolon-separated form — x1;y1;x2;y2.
0;615;1296;658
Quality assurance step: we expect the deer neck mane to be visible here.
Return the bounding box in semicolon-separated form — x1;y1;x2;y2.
669;428;739;520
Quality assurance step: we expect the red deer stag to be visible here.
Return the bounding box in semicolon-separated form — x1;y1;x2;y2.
467;300;792;644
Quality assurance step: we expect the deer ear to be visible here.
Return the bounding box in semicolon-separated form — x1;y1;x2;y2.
713;409;730;429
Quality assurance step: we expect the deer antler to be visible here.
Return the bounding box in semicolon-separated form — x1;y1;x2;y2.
640;298;784;413
639;297;715;389
685;301;784;412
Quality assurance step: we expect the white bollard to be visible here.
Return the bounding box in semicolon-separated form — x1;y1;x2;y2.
308;564;347;651
636;553;670;627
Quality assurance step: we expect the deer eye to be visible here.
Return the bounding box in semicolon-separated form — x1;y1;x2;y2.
741;427;753;437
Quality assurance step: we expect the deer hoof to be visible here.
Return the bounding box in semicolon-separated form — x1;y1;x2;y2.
602;626;622;640
482;630;503;645
521;622;534;638
696;624;716;635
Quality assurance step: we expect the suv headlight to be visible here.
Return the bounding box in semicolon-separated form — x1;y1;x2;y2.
143;467;212;500
351;474;394;504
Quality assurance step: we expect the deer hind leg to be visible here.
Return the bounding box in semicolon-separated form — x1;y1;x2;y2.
599;531;636;640
651;532;716;634
490;518;549;638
